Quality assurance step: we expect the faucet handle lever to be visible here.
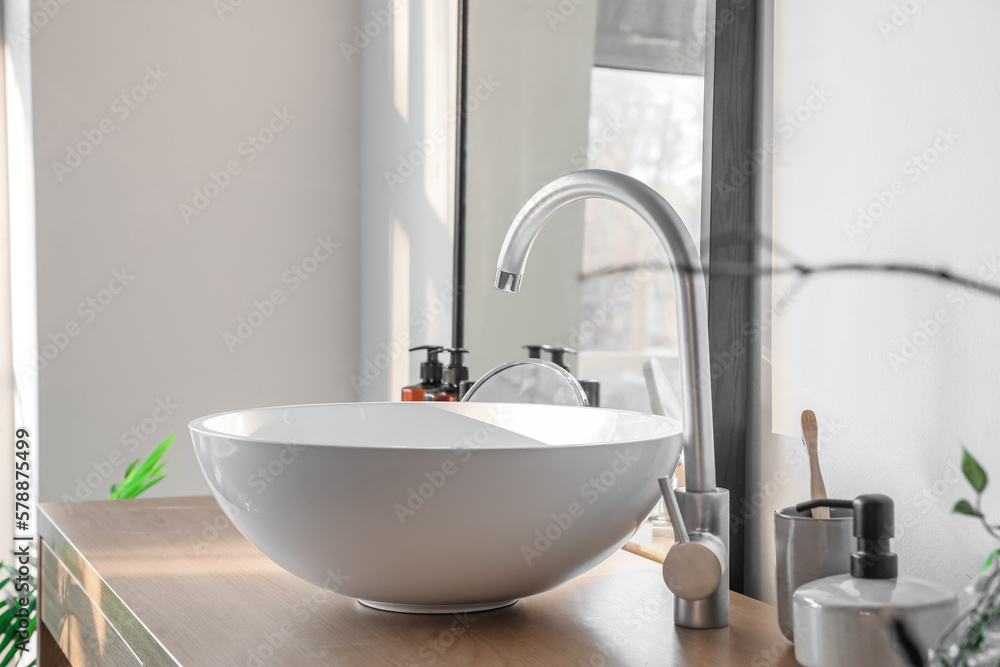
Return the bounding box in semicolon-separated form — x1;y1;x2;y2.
658;476;688;544
658;476;727;602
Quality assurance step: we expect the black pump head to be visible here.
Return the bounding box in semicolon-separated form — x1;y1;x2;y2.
409;345;444;383
541;345;577;371
851;493;898;579
793;494;899;580
442;348;469;385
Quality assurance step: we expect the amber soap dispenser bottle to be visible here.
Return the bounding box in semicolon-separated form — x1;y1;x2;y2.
423;348;469;402
401;345;444;401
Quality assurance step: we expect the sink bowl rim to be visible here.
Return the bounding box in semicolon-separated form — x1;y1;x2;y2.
188;401;681;451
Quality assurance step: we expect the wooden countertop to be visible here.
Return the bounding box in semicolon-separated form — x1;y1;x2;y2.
39;496;798;666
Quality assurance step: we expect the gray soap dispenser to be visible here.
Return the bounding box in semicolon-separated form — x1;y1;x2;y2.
540;345;600;407
793;494;958;667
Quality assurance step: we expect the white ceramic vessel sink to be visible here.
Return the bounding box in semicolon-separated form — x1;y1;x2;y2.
190;402;682;613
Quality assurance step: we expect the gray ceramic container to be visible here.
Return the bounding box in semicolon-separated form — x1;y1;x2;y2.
774;505;853;641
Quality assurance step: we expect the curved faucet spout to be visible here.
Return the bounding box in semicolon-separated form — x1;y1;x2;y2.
493;169;717;494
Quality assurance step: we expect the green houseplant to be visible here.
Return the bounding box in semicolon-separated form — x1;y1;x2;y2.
109;433;173;499
933;449;1000;666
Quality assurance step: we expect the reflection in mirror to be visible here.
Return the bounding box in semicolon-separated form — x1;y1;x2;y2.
462;0;707;413
462;359;589;406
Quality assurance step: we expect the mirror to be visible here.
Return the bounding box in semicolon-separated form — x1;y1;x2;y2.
458;0;709;413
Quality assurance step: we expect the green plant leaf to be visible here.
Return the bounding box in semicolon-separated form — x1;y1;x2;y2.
953;499;982;517
0;624;17;664
0;557;33;667
109;434;173;500
109;459;141;498
0;647;24;667
123;459;140;479
0;583;34;667
963;448;988;493
131;435;172;479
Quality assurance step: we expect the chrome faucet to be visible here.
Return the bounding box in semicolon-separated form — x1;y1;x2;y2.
494;169;730;629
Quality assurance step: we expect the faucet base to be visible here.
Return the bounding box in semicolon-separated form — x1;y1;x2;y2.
673;487;730;629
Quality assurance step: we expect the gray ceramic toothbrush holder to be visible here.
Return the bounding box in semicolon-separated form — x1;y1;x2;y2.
774;502;853;642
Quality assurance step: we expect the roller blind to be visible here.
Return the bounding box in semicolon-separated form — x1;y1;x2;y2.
595;0;707;76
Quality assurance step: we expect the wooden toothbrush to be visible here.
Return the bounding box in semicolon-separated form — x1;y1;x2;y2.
801;410;830;518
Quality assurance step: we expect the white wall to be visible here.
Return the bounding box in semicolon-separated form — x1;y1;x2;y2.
30;0;362;500
463;0;595;379
748;0;1000;602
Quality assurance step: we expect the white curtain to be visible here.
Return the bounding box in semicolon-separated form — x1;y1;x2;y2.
1;0;39;568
